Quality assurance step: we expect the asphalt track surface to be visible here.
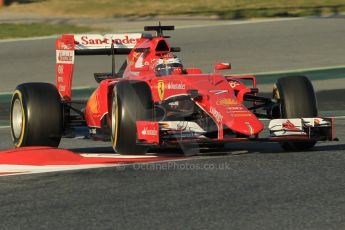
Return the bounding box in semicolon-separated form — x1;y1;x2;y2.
0;120;344;230
0;17;345;229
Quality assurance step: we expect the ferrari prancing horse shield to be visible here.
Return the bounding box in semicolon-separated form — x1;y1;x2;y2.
158;80;165;100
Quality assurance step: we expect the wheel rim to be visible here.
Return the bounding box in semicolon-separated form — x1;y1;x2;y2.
111;98;116;138
12;98;23;139
111;93;118;148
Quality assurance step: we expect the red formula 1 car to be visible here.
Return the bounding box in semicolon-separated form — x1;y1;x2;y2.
10;25;334;154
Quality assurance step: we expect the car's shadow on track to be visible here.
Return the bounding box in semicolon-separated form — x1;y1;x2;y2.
229;142;345;154
68;142;345;156
313;143;345;152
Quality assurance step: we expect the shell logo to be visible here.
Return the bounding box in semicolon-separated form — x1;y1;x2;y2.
314;118;321;125
216;98;238;106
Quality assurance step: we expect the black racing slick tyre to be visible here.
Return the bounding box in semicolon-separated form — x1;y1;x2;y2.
10;83;63;148
274;76;318;151
111;81;153;155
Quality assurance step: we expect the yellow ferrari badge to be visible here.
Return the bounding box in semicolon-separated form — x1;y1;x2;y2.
158;80;165;100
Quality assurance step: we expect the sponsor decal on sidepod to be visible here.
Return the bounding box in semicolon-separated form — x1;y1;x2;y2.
216;98;238;106
210;107;223;122
157;81;186;100
167;82;186;90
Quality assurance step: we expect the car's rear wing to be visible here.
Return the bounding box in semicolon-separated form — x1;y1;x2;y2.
56;33;142;100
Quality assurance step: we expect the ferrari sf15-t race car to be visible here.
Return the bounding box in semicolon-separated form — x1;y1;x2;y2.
10;25;334;154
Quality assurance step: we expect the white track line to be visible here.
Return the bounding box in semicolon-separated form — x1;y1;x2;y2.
0;86;94;95
80;153;159;158
0;154;232;177
333;116;345;119
175;17;302;30
0;164;119;177
0;65;344;96
0;35;58;43
0;156;187;177
241;65;345;76
260;116;345;121
0;18;303;43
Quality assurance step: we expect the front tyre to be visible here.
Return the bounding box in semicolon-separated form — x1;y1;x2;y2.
274;76;318;151
111;81;153;155
11;83;63;147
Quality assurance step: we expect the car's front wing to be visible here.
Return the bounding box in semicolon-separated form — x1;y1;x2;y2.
136;117;334;146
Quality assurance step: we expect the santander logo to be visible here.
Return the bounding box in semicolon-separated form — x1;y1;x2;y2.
79;35;141;45
141;128;158;136
282;120;300;131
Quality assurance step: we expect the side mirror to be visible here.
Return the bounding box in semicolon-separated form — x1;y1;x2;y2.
171;68;183;75
215;63;231;71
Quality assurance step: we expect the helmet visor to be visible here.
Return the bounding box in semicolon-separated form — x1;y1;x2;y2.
156;63;183;76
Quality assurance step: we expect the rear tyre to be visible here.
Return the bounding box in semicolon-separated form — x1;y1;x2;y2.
274;76;318;151
11;83;63;147
111;81;153;155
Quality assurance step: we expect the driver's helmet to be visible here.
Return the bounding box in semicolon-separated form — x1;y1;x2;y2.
155;55;183;76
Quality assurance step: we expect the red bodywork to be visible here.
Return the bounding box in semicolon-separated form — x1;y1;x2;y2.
55;28;333;146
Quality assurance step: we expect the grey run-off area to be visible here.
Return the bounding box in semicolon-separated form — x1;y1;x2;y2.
0;17;344;92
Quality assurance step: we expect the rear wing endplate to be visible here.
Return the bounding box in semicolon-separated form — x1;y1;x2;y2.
56;33;142;100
